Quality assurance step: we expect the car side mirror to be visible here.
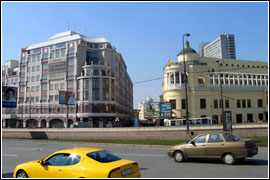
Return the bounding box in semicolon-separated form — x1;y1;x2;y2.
191;141;196;146
41;160;49;166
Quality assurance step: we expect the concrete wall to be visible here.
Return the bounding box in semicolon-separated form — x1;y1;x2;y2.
2;124;268;141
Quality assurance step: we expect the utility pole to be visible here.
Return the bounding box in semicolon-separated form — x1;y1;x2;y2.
182;33;191;136
216;60;227;131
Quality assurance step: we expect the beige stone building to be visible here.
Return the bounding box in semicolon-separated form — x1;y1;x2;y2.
162;41;268;124
2;31;133;128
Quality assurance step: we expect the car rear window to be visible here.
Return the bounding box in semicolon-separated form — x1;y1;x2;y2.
223;132;243;142
87;151;121;163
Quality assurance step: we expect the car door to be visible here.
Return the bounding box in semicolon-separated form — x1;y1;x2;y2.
33;153;69;178
62;154;82;178
206;134;225;158
185;135;207;158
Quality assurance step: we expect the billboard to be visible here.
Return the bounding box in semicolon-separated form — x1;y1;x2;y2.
145;102;160;118
160;102;172;118
59;91;75;105
2;86;17;108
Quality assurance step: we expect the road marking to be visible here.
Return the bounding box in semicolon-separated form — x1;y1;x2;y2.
116;153;165;157
10;147;44;151
3;154;18;157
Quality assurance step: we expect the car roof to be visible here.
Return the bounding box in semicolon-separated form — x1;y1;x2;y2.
53;147;104;156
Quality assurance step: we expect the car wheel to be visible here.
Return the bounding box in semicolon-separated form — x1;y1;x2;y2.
16;170;28;178
223;154;236;165
174;151;185;163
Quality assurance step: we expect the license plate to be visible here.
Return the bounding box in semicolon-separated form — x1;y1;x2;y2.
121;168;133;176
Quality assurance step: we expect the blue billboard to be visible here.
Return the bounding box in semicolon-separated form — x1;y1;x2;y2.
160;102;172;118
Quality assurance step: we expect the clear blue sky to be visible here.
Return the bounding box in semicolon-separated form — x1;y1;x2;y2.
2;2;269;108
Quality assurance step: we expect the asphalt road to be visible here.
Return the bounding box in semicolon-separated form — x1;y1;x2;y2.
2;139;269;178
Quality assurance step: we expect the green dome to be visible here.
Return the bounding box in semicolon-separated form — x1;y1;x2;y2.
178;40;197;55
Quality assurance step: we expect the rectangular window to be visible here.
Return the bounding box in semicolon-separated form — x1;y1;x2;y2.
42;74;48;80
93;69;99;76
181;99;186;109
169;99;176;109
43;64;48;70
50;52;54;59
92;90;99;100
68;70;74;77
55;84;59;90
247;99;251;108
200;99;206;109
55;95;59;101
68;48;74;54
31;76;35;82
225;99;230;108
242;99;246;108
42;54;48;59
83;79;89;89
236;99;241;108
92;78;99;89
67;81;74;89
258;99;263;108
20;77;25;82
32;56;36;62
42;84;47;91
49;95;54;101
32;66;35;72
50;84;54;90
37;54;40;61
83;91;89;100
31;87;35;92
61;49;66;57
214;99;218;109
36;96;39;102
36;65;40;71
36;75;40;81
56;51;60;58
36;86;40;92
27;67;31;72
68;59;74;66
21;67;25;73
60;83;65;89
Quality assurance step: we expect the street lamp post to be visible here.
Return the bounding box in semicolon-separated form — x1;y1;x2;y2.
216;60;226;131
182;33;190;136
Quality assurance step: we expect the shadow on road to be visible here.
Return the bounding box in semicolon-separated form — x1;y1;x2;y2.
29;131;48;139
139;168;148;171
2;173;13;178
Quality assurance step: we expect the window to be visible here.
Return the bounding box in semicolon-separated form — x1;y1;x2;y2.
42;74;48;80
27;67;31;72
36;96;39;102
258;99;263;108
83;91;89;100
92;78;99;89
83;79;89;89
200;99;206;109
242;99;246;108
36;86;40;92
55;84;59;90
61;49;66;57
87;151;121;163
32;66;35;72
60;83;65;89
42;54;48;59
247;99;251;108
49;95;54;101
31;87;35;92
45;153;80;166
21;67;25;73
169;99;176;109
55;95;59;101
50;52;54;59
208;134;224;143
36;65;40;71
56;51;60;58
181;99;186;109
258;113;264;121
68;48;74;54
68;59;74;66
225;99;230;108
37;54;41;61
43;64;48;70
92;90;100;100
192;135;207;143
50;84;54;90
214;99;218;109
36;75;40;81
237;99;241;108
93;69;99;76
198;77;205;85
31;76;35;82
68;71;74;77
42;84;47;91
67;81;74;89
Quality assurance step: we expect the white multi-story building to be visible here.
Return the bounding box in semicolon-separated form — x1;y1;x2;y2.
200;34;236;59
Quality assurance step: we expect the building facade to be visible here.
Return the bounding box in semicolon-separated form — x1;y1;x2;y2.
200;34;236;59
2;31;133;128
162;41;268;125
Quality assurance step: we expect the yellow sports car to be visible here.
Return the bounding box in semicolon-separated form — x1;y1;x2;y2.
13;147;141;178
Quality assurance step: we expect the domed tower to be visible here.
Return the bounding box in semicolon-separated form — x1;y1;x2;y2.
177;40;198;62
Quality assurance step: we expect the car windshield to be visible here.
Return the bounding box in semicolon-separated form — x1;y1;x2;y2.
223;132;243;141
87;150;121;163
